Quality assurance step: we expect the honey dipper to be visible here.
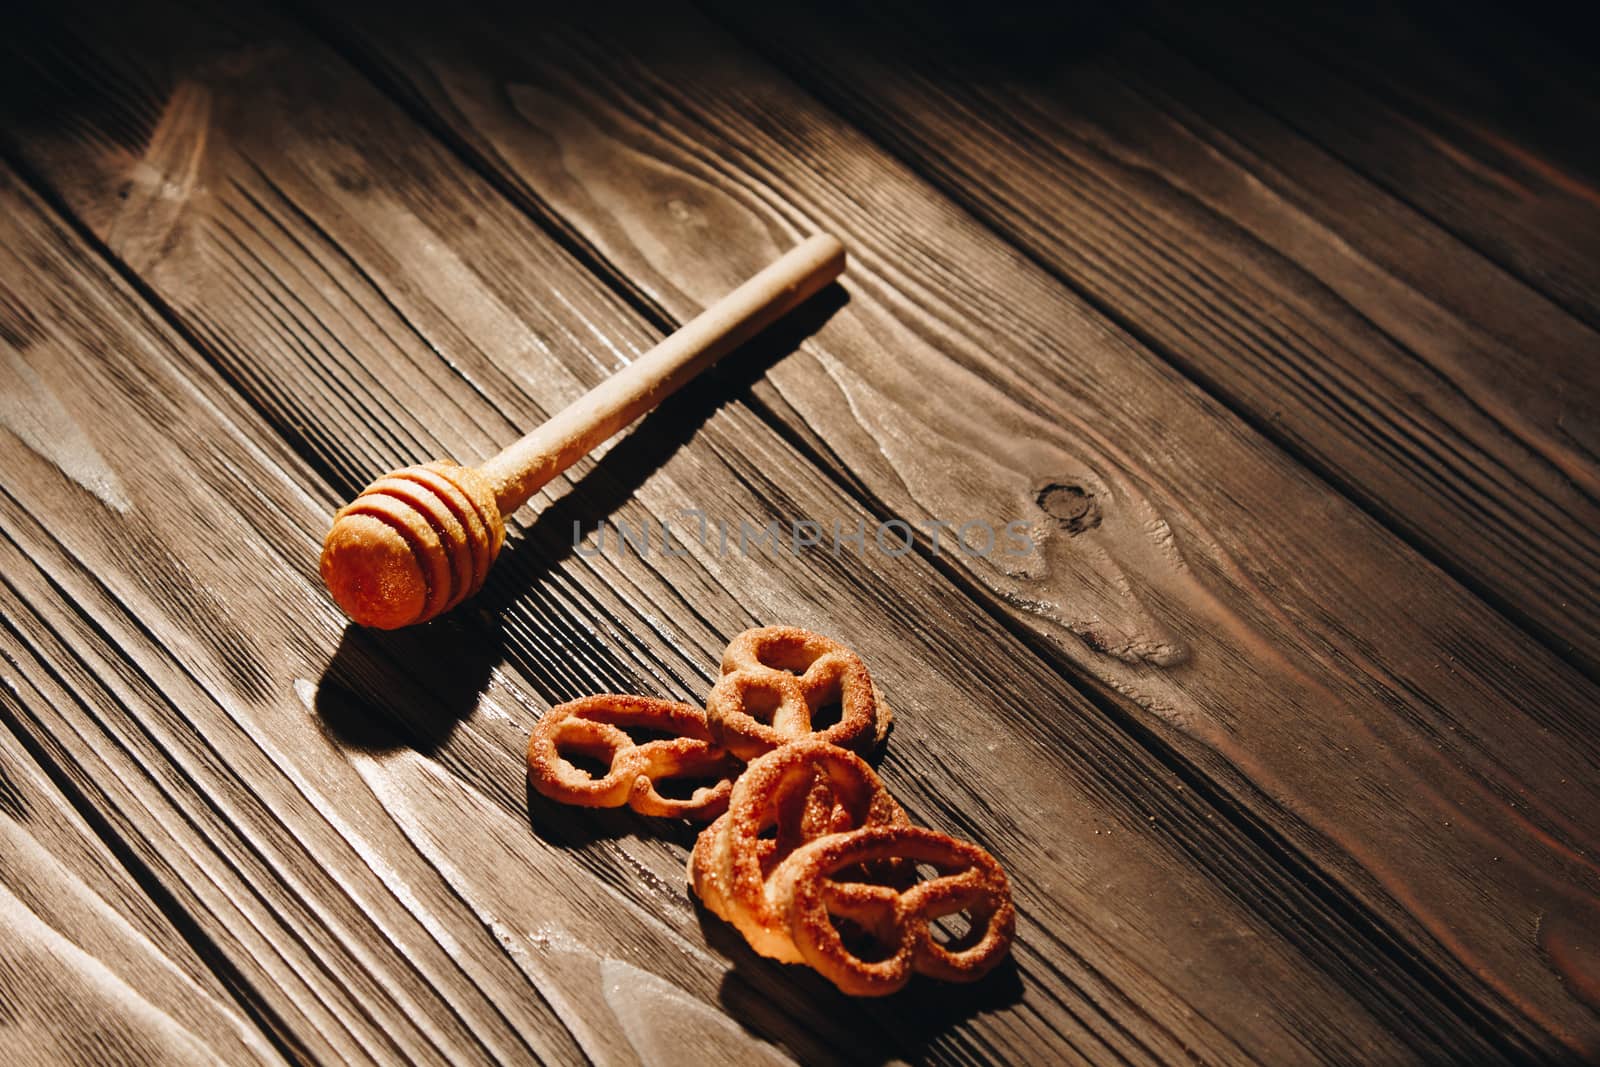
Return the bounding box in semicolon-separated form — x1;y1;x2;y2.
320;235;846;629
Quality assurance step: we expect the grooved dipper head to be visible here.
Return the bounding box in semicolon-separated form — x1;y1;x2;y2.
320;461;505;629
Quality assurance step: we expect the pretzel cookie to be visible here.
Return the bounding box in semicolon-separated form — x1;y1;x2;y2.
689;738;906;962
706;626;893;760
771;825;1015;997
528;694;742;821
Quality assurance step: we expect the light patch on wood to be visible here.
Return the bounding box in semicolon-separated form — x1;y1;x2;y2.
0;881;218;1066
0;346;130;511
600;956;796;1067
0;810;280;1065
106;80;211;274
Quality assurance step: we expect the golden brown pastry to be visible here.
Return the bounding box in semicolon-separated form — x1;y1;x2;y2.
706;627;892;761
689;738;907;962
527;694;742;820
768;824;1015;996
687;739;1012;995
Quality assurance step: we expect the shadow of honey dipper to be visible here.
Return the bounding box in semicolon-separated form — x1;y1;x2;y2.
319;234;846;629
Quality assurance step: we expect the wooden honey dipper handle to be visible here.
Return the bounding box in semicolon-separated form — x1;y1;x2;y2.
481;234;845;516
320;235;846;629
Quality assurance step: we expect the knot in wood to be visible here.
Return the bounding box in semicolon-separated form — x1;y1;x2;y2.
1036;482;1101;534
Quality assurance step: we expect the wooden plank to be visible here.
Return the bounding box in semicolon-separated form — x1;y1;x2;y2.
1152;0;1600;331
682;4;1600;680
0;10;1491;1064
0;714;283;1065
279;2;1600;1057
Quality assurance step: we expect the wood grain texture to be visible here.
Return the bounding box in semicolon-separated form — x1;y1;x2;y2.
690;3;1600;682
286;1;1600;1057
0;7;1513;1063
0;171;593;1067
0;718;281;1065
1155;0;1600;333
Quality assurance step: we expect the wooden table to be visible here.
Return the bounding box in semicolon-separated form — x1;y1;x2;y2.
2;1;1597;1062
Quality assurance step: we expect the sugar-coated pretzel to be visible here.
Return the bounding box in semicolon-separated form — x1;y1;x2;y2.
706;627;893;761
689;739;906;962
528;694;742;821
770;825;1015;997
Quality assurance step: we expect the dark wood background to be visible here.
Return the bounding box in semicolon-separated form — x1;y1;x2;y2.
1;0;1596;1063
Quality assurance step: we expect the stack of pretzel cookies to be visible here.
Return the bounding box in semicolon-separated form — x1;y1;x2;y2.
527;626;1015;996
